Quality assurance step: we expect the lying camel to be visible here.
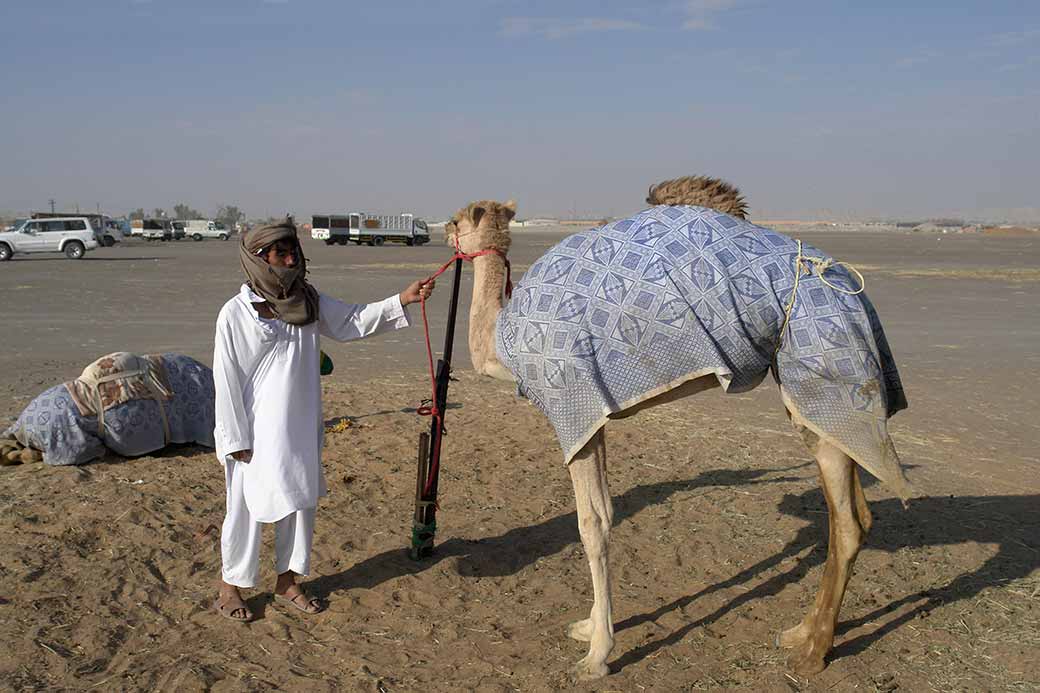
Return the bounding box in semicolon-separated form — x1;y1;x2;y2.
445;176;911;679
3;352;216;467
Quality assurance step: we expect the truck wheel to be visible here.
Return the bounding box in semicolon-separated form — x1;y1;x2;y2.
338;238;349;246
103;235;115;247
324;239;335;245
0;243;11;261
372;236;385;247
405;238;414;246
355;241;363;245
193;233;203;241
64;241;85;259
219;233;229;241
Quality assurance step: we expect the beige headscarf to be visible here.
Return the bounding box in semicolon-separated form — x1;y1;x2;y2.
239;219;320;325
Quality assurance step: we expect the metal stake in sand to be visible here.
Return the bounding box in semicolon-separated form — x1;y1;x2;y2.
410;256;464;560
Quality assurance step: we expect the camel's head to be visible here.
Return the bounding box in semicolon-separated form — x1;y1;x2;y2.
445;199;516;256
646;175;748;219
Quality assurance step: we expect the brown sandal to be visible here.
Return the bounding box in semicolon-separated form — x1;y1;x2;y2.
213;596;253;622
274;590;325;614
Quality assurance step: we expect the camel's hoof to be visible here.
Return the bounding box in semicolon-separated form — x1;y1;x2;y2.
567;618;594;642
777;622;811;649
20;448;41;464
571;656;609;681
787;645;827;677
2;450;22;466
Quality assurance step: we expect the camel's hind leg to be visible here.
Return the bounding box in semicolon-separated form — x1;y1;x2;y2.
779;432;872;676
566;428;614;680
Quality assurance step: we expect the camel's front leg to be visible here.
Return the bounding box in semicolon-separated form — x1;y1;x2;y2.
567;428;613;680
779;438;870;675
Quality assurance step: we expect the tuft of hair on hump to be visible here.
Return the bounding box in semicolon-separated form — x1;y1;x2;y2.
447;199;516;250
646;176;748;219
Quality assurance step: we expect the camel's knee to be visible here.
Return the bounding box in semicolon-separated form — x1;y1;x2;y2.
570;428;612;554
576;515;610;559
815;445;865;559
832;515;863;559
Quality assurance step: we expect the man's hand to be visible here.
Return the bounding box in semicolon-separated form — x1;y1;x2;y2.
230;450;252;463
399;278;435;306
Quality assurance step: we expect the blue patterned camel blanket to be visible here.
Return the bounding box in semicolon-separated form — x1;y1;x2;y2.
496;205;910;497
3;354;215;466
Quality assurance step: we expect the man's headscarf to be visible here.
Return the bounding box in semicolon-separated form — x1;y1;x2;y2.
239;219;320;325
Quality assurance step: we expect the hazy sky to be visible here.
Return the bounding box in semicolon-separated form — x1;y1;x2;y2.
2;1;1037;221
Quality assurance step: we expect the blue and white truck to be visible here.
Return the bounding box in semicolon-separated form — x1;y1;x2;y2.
311;212;430;247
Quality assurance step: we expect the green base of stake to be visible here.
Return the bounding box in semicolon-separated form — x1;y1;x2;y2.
409;520;436;561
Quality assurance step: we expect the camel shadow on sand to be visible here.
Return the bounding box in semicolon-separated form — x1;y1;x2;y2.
610;486;1040;673
309;465;809;596
308;469;1039;674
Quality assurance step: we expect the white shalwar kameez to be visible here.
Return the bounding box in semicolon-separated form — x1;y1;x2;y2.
214;284;410;587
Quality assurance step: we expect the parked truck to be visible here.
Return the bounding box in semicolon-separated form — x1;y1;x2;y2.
130;218;173;241
178;219;231;241
311;213;430;246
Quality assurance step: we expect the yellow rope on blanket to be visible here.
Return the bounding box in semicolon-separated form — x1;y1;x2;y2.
774;239;866;360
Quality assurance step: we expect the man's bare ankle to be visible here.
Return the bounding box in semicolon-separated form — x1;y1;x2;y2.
220;581;243;598
275;571;297;593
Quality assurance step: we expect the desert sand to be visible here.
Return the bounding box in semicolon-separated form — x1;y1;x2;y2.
0;227;1037;691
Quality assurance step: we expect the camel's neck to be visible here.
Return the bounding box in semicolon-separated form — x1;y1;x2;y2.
467;253;509;377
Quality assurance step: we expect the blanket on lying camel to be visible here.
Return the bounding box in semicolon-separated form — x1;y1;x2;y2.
3;353;215;466
495;205;911;497
66;352;173;421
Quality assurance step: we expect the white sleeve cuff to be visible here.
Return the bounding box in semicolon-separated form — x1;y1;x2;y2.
386;294;411;326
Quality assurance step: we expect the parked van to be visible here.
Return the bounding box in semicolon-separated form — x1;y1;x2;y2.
0;217;100;260
180;219;231;241
131;218;173;241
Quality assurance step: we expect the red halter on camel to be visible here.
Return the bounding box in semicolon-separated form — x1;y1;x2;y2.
416;232;511;423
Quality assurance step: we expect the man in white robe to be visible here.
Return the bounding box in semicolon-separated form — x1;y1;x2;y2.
213;220;434;621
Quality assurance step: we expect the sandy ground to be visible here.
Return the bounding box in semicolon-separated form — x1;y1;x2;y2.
0;226;1037;691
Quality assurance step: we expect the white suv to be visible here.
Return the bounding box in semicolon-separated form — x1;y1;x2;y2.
182;219;231;241
0;217;100;261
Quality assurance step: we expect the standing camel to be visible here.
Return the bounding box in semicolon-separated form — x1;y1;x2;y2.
445;176;911;679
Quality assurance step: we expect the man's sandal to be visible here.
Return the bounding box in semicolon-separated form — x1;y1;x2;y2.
213;596;253;622
274;590;325;614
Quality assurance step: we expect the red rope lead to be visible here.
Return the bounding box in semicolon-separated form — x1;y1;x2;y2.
415;244;511;499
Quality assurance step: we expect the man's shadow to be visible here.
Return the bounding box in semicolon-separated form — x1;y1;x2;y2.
611;485;1040;673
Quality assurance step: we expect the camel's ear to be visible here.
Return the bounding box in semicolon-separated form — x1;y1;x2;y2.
503;199;517;221
646;184;656;204
469;205;486;226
